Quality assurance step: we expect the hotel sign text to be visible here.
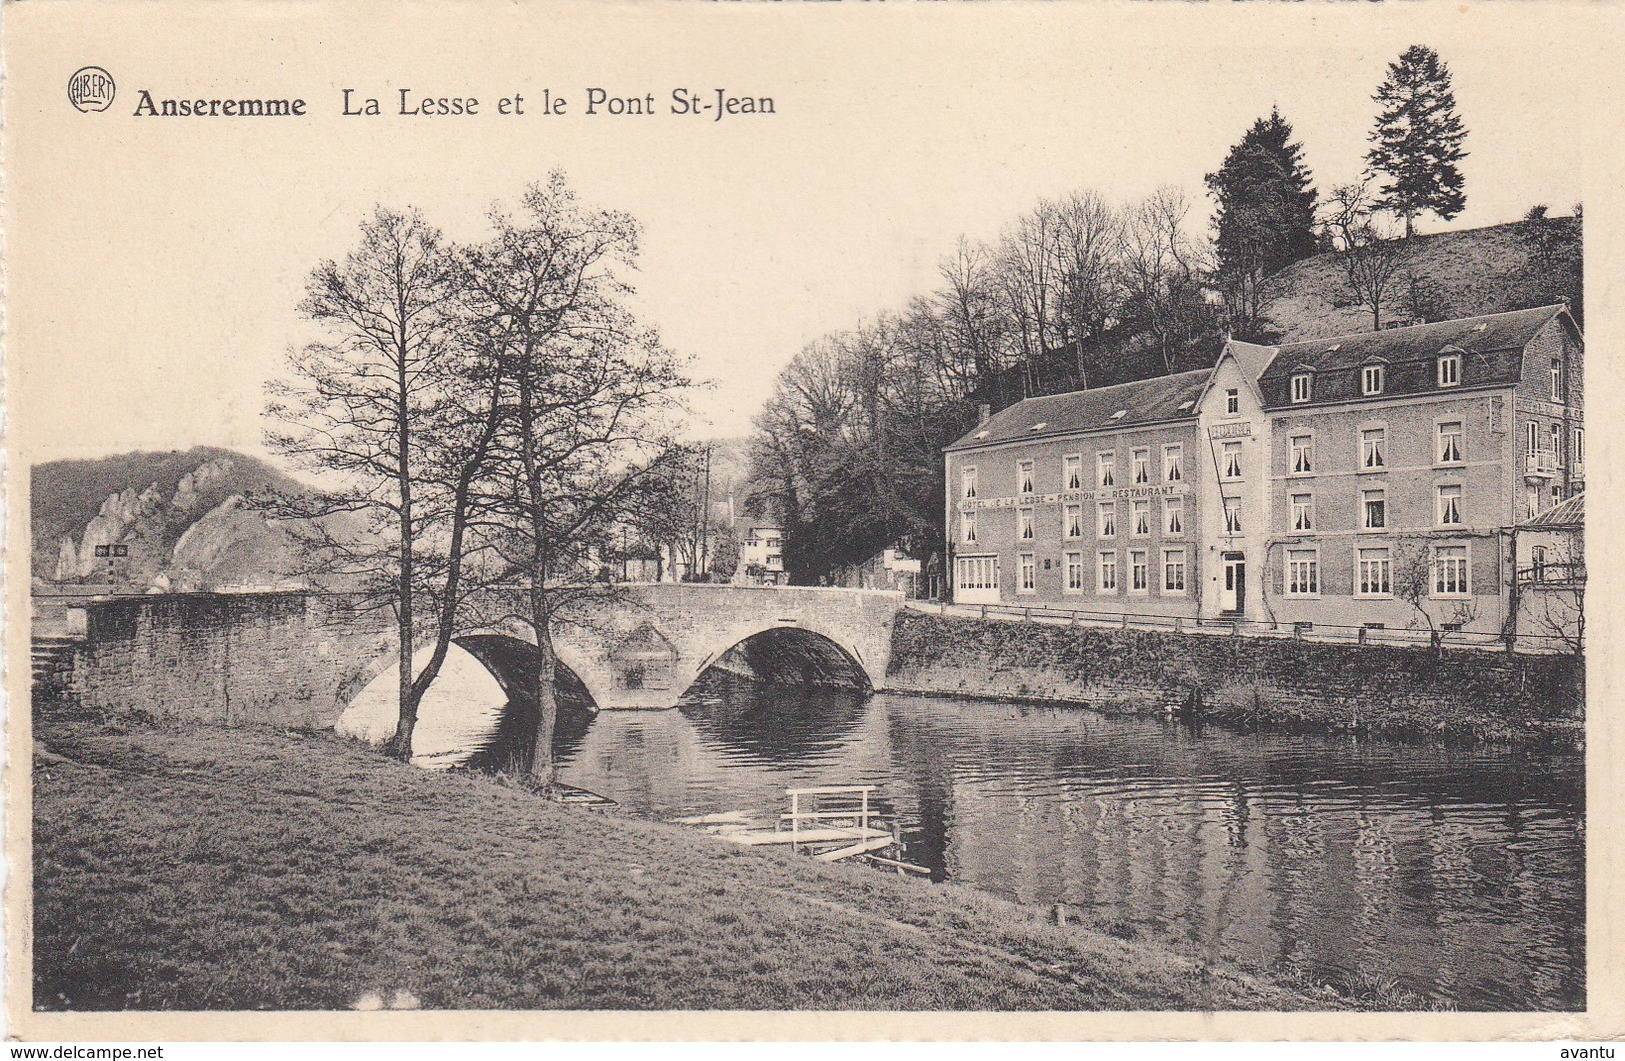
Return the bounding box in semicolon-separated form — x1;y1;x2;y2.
961;484;1186;510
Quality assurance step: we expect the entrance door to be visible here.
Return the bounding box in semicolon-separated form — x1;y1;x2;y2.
1221;553;1245;614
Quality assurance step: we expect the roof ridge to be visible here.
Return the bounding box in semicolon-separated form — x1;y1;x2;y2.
1005;367;1211;406
1278;305;1564;351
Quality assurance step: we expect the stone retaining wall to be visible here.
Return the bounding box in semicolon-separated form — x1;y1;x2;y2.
69;592;395;729
886;610;1583;739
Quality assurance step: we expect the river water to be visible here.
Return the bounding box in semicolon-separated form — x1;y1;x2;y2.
552;675;1583;1011
346;648;1585;1010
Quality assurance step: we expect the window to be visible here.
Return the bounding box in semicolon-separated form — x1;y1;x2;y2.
1132;499;1150;537
1551;423;1562;465
1525;486;1540;520
1357;547;1392;596
1164;496;1184;536
1222;441;1243;479
1097;551;1118;592
1290;434;1314;474
1019;552;1036;593
1291;373;1312;403
1163;548;1187;593
1130;549;1149;592
961;466;978;499
1291;493;1314;532
1551;358;1563;401
1017;460;1035;496
1063;454;1083;491
956;555;998;592
1437;484;1462;526
1574;427;1585;465
1438;353;1461;387
1132;448;1151;484
962;510;977;543
1437;421;1463;464
1097;451;1115;488
1065;551;1085;592
1433;544;1469;596
1223;496;1242;534
1361;427;1386;470
1064;503;1084;539
1286;549;1319;596
1362;489;1386;530
1526;421;1539;459
1018;507;1035;540
1163;444;1183;482
1097;501;1116;537
1362;363;1385;395
1225;388;1240;415
1531;545;1548;581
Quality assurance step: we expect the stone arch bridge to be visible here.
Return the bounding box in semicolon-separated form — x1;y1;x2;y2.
61;584;904;728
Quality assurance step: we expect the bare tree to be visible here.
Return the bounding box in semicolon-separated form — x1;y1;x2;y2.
1393;539;1480;655
265;207;471;759
1521;531;1585;657
462;173;689;788
997;201;1066;396
1321;180;1411;329
1050;191;1124;382
937;237;1014;400
1119;187;1212;374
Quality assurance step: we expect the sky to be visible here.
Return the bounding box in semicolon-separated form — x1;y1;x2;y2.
7;3;1597;465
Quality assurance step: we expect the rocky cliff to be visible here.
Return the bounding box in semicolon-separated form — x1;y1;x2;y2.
33;447;314;591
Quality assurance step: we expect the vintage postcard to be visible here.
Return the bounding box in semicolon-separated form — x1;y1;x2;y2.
4;0;1622;1044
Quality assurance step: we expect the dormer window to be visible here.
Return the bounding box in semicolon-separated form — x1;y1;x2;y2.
1225;388;1240;415
1291;373;1313;403
1438;352;1461;387
1361;363;1385;396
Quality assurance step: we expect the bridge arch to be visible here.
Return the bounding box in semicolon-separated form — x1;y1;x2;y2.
673;617;878;700
334;630;603;760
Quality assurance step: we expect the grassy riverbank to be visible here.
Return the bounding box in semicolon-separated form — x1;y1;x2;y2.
32;714;1332;1012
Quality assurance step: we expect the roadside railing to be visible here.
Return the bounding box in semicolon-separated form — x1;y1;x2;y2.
907;599;1579;655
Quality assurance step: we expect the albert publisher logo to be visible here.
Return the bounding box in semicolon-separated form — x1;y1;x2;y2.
68;66;116;112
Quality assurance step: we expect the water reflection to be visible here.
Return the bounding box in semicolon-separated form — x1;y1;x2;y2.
555;675;1584;1011
416;664;1581;1011
678;681;869;762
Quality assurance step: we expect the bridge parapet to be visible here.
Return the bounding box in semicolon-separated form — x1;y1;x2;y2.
548;583;904;709
49;583;905;727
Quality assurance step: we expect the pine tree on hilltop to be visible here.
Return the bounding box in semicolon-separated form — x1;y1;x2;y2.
1204;107;1318;340
1366;44;1469;237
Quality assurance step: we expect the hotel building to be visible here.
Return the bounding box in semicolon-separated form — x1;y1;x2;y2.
943;305;1583;637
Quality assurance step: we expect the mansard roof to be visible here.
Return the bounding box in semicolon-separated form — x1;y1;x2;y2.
1257;304;1574;409
945;306;1579;454
945;369;1209;452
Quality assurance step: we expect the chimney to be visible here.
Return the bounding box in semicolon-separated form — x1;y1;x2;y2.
977;403;991;426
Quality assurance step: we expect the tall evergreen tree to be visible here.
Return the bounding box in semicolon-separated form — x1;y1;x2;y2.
1366;45;1469;237
1204;108;1318;340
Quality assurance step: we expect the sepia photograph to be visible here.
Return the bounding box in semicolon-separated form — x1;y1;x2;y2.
4;1;1619;1044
